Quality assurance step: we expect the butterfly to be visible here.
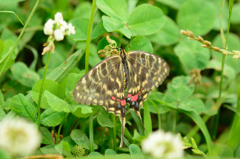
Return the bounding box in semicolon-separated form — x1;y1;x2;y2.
73;48;170;147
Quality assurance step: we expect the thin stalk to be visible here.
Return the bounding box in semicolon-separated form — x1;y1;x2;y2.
213;0;233;140
113;115;116;151
56;113;69;144
37;51;51;129
0;0;40;77
85;0;96;153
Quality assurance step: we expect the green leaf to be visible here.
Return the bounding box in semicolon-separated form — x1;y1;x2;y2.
126;35;153;53
0;39;18;73
10;94;37;122
0;107;5;120
177;0;216;35
212;143;234;157
129;144;143;158
105;149;116;155
11;62;40;87
147;91;171;114
207;60;236;82
40;108;66;127
40;145;59;154
156;0;187;9
97;114;114;128
69;18;89;41
165;76;194;102
97;0;128;22
174;38;210;72
65;72;85;104
0;39;3;59
72;105;95;118
128;4;165;35
231;3;240;24
31;79;65;109
46;50;83;83
88;152;104;158
97;36;121;53
70;129;98;150
147;16;180;46
55;141;73;157
91;21;107;39
40;127;54;145
178;97;204;114
44;90;71;113
102;16;125;32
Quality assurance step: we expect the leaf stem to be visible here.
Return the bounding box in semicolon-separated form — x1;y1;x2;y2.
0;0;40;77
37;51;51;129
113;114;116;151
56;113;68;144
85;0;96;152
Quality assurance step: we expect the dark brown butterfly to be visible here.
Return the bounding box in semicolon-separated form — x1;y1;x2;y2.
73;48;170;147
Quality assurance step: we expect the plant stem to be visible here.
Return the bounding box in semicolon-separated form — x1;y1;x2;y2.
85;0;96;153
113;114;116;151
56;113;68;144
37;51;51;129
0;0;40;77
213;0;232;140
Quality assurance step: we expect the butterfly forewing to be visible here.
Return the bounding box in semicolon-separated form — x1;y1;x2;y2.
73;55;125;116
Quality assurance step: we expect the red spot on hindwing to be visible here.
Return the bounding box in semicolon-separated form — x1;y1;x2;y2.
127;88;143;102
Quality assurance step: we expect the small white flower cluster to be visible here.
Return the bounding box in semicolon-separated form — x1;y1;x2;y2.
44;12;75;41
42;12;76;55
0;117;41;157
142;130;184;159
233;50;240;59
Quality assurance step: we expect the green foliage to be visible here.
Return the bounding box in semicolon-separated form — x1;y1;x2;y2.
1;0;240;158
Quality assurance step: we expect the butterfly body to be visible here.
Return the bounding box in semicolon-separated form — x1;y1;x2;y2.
73;49;169;147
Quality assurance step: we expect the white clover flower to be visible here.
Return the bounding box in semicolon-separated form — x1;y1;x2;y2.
54;12;64;25
142;130;184;159
54;29;64;41
43;19;55;35
67;23;76;35
0;117;41;157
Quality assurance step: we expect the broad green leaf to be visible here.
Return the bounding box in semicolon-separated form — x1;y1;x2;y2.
165;76;194;102
72;105;95;118
40;108;66;127
207;60;236;82
46;50;83;83
177;0;216;35
91;21;107;39
126;35;153;53
0;39;18;73
0;90;4;108
97;114;114;127
105;149;116;155
31;79;65;109
178;97;204;114
11;62;40;87
147;16;180;46
65;72;85;104
156;0;187;9
0;0;24;4
44;90;71;113
69;18;89;41
70;129;98;150
0;39;3;59
40;145;59;154
102;16;125;32
174;38;210;72
0;107;6;120
55;141;73;157
40;127;54;145
10;94;37;122
231;3;240;24
88;152;103;158
97;0;128;22
129;144;143;158
212;143;234;157
147;91;171;114
212;33;240;74
128;4;165;35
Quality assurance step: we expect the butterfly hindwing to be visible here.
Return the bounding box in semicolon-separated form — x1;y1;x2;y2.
126;51;170;114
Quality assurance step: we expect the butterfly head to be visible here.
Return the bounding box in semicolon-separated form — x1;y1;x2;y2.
120;47;126;59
